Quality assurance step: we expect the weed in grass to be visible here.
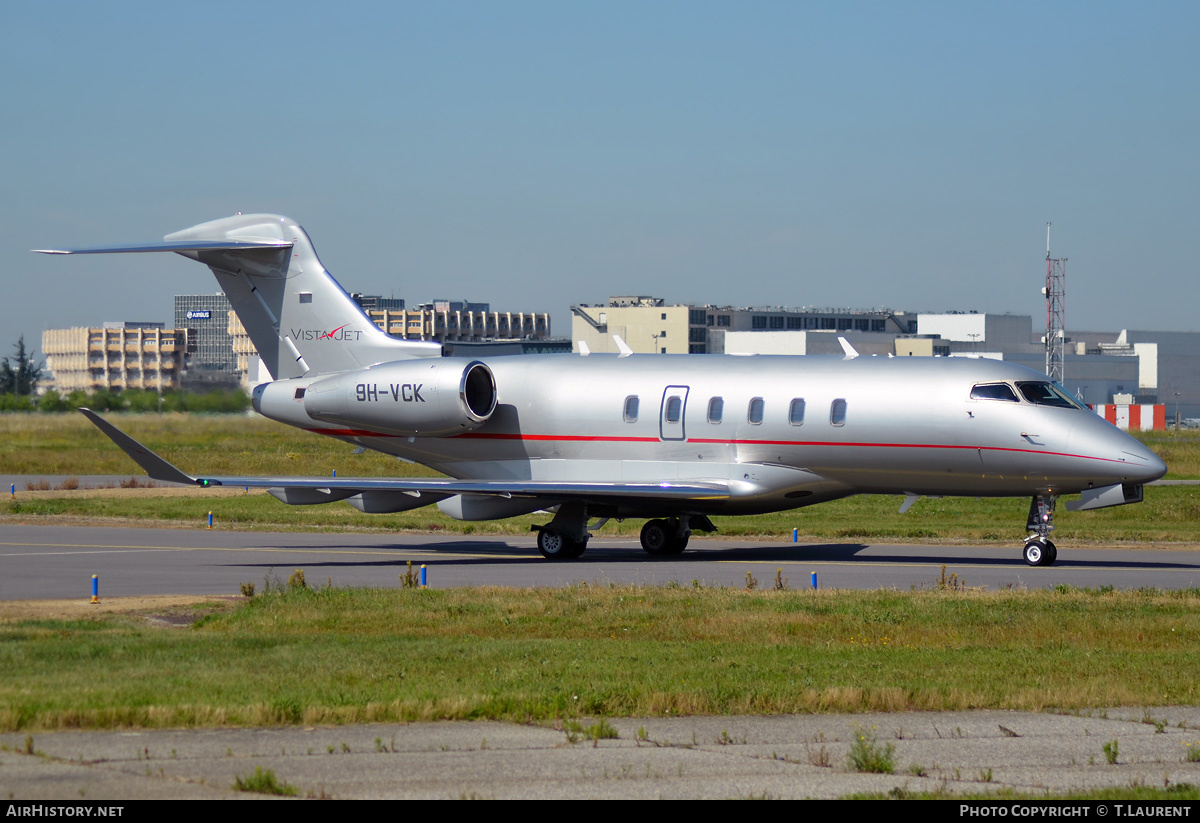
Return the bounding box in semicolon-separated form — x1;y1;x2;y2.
239;581;256;599
56;477;79;491
909;762;927;777
287;569;306;589
400;561;420;589
1184;742;1200;763
937;565;965;592
233;766;298;796
847;726;895;774
375;737;385;753
1104;740;1119;765
637;726;649;743
23;735;33;755
773;569;789;591
745;572;758;591
341;742;350;753
978;768;993;783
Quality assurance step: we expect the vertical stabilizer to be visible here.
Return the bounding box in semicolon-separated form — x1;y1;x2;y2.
164;214;440;378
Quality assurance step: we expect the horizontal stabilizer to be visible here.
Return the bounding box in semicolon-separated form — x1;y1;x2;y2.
33;240;292;255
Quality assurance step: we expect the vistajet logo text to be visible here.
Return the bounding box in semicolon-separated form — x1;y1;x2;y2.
289;325;363;342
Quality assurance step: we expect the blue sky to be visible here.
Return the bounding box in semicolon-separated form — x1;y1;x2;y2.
4;1;1197;356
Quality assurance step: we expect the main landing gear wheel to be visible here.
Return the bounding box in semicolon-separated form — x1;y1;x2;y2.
1023;538;1057;567
537;530;587;560
640;519;689;555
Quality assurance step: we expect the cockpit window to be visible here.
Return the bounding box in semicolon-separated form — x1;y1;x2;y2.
1016;381;1085;410
970;383;1018;402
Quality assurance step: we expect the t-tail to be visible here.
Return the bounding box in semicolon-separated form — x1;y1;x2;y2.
35;213;441;378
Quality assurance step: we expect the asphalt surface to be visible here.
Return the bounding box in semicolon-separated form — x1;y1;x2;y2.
3;519;1200;800
2;524;1200;600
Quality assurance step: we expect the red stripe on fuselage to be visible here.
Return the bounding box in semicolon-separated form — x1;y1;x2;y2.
305;428;1128;465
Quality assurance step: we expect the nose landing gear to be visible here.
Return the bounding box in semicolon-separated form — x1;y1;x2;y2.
1023;495;1058;566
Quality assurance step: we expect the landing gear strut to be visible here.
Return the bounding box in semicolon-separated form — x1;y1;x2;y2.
1023;495;1058;567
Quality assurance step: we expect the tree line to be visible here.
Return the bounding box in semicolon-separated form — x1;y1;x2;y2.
0;337;250;413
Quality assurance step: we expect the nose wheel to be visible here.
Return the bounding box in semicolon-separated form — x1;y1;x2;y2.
1023;495;1058;566
1023;537;1057;567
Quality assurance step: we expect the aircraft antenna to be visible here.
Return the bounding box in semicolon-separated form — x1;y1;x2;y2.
1043;222;1067;384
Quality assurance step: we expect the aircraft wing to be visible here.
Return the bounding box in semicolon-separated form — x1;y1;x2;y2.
80;409;729;502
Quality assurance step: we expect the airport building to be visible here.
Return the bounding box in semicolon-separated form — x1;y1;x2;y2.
175;294;241;388
571;296;918;355
42;323;189;393
362;298;551;345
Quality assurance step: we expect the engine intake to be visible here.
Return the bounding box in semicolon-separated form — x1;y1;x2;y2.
303;359;496;436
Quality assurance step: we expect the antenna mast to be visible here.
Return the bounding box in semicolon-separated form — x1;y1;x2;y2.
1044;222;1067;384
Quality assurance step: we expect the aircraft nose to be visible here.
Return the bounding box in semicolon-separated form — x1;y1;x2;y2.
1107;431;1167;483
1126;440;1168;482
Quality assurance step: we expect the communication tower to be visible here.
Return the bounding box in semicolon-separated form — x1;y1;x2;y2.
1043;223;1067;384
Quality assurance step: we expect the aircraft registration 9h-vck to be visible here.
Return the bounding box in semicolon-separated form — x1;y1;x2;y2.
37;214;1167;566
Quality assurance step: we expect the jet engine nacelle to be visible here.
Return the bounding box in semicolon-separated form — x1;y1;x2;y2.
302;359;497;437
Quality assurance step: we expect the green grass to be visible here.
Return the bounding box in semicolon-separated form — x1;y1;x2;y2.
2;584;1199;731
0;412;443;477
232;766;298;796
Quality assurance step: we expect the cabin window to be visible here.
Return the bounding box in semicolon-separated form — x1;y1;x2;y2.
623;395;639;422
788;398;806;425
970;383;1018;402
708;397;724;423
830;398;847;426
665;396;682;423
748;397;764;425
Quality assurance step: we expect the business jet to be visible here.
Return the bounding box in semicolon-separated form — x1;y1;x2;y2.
37;214;1167;566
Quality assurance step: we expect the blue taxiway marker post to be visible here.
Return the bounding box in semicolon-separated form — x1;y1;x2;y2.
792;528;798;543
811;572;817;590
207;512;213;530
91;574;99;605
10;483;14;499
420;565;427;588
332;470;336;477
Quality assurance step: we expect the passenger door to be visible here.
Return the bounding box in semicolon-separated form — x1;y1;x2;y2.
660;385;690;441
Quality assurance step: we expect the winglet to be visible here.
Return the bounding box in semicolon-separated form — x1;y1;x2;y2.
79;409;198;486
838;337;859;358
613;334;633;358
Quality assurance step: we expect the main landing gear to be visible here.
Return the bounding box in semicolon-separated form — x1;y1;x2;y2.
531;501;597;560
640;518;689;555
1023;495;1058;567
638;515;715;556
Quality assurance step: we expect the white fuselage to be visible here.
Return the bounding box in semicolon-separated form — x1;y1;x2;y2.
254;353;1166;517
